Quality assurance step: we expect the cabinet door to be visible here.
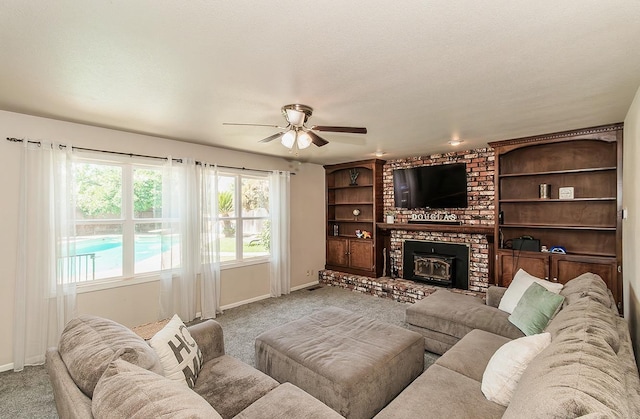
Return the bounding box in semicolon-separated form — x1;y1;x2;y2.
550;254;619;305
349;240;374;271
327;237;349;267
496;250;549;287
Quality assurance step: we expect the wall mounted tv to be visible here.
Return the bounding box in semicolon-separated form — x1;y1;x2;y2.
393;163;468;209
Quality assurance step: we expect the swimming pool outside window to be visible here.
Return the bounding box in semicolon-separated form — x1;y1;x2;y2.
69;158;273;284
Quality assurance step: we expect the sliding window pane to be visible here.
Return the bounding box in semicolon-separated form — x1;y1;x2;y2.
218;175;236;218
243;219;269;258
218;220;237;262
74;163;122;220
75;224;123;279
134;222;164;274
241;177;269;217
133;168;163;218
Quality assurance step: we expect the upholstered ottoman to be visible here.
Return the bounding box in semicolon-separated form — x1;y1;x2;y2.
255;307;424;419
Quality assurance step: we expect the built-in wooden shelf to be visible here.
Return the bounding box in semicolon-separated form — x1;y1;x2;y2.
328;184;374;190
377;223;494;235
499;166;616;178
498;197;615;203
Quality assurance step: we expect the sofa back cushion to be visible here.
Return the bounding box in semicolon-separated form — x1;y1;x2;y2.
559;272;616;312
503;294;630;417
92;358;221;419
58;315;163;398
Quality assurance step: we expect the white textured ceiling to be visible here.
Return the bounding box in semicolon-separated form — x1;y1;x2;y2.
1;1;639;164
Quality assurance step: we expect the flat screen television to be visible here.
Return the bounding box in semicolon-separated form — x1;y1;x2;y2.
393;163;468;209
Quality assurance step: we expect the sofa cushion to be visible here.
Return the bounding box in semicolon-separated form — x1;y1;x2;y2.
436;329;510;382
498;269;563;314
234;383;343;419
503;296;630;418
546;297;620;353
193;354;279;419
406;289;524;341
481;332;551;407
58;315;163;398
149;314;203;388
560;272;615;310
92;358;221;419
375;364;507;419
508;283;565;336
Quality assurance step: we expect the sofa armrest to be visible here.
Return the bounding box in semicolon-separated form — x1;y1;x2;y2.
45;347;93;419
486;286;508;308
188;319;225;364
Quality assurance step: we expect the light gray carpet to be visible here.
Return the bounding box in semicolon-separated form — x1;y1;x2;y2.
0;285;438;418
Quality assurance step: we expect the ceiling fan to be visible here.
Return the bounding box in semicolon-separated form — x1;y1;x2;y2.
223;104;367;150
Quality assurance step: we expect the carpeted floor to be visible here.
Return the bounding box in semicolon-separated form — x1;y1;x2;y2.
0;284;439;418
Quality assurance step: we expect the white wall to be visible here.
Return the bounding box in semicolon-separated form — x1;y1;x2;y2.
0;110;326;368
624;86;640;359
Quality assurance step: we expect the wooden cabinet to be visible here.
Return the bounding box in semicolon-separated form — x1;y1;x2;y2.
489;124;623;310
324;159;385;277
496;251;617;292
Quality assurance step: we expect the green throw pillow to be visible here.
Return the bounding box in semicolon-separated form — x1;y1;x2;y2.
509;282;565;336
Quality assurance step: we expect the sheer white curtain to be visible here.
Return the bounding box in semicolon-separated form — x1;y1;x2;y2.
14;141;77;371
160;157;199;322
199;163;221;319
160;159;222;321
269;171;291;297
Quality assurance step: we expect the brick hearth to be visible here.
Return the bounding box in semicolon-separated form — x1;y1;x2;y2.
319;270;482;304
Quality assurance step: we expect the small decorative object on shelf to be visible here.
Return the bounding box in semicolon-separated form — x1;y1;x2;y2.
333;224;339;236
539;183;551;199
352;208;361;220
559;186;574;199
355;229;364;238
362;230;372;239
385;211;395;224
349;168;360;185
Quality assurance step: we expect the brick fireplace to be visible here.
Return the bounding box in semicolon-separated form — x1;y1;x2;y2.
320;147;495;300
384;148;495;292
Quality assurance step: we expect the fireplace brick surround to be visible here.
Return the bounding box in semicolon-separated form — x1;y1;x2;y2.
321;148;495;300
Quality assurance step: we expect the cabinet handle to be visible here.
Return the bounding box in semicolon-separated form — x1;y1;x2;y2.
552;277;558;282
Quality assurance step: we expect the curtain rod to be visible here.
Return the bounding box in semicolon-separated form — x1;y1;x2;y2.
6;137;294;175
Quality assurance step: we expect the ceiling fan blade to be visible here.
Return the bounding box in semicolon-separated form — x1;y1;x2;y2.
259;132;284;143
311;125;367;134
307;131;329;147
223;122;285;129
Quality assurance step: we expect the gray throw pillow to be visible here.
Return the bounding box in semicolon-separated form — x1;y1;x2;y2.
509;283;565;336
92;359;222;419
58;315;163;397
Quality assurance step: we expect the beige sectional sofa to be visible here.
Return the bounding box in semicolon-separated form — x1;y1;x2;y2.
46;316;342;419
375;273;640;418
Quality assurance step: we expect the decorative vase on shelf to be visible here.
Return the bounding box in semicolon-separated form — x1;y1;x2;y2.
386;215;394;224
349;168;359;186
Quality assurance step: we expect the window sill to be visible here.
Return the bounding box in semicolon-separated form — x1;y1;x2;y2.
76;258;272;294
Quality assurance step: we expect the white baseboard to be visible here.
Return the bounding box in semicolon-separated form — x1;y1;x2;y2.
220;293;271;311
291;280;320;291
219;280;320;312
0;362;14;373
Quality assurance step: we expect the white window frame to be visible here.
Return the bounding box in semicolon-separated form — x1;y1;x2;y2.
217;170;271;267
72;157;273;292
73;154;166;288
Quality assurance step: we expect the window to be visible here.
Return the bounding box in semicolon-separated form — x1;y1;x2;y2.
217;172;270;263
73;160;165;281
70;158;272;283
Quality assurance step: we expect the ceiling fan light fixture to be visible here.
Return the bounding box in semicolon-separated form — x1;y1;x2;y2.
281;130;296;149
297;131;312;149
285;108;305;127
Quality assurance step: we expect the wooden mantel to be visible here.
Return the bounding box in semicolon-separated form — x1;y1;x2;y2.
376;222;494;236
